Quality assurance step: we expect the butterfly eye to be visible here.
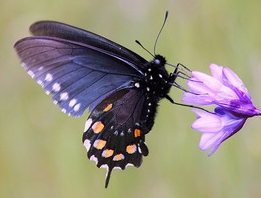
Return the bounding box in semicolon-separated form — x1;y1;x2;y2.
154;58;161;65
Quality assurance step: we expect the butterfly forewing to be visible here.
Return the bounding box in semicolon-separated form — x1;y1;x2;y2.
29;21;148;68
15;36;143;116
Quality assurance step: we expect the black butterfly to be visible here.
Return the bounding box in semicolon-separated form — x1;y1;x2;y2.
14;14;184;188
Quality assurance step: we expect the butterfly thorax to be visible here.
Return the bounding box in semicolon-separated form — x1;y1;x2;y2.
142;55;173;98
133;55;173;133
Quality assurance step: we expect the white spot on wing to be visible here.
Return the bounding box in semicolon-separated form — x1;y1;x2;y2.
138;145;142;153
60;92;68;101
114;130;118;136
100;164;109;170
45;73;53;82
28;70;35;78
113;166;122;170
21;62;26;67
83;139;91;151
37;80;43;86
69;99;77;107
90;155;98;165
84;118;93;132
73;103;81;111
126;163;134;168
52;83;61;92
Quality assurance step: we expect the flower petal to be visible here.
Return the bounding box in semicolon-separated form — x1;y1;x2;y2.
191;109;223;132
223;67;250;97
182;92;213;105
191;71;223;93
210;63;223;81
199;132;224;151
192;107;247;155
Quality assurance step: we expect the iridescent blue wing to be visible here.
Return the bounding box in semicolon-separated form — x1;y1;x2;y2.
14;33;144;116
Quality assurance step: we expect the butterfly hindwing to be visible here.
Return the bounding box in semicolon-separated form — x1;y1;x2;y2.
83;88;150;187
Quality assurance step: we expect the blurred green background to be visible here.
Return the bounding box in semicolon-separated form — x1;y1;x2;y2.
1;0;261;197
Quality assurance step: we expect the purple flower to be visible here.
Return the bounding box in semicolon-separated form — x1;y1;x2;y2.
182;64;261;155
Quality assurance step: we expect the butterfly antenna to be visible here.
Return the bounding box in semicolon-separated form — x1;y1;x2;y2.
135;40;154;57
154;11;169;55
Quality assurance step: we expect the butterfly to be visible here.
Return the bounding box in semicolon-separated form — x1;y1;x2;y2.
14;13;184;188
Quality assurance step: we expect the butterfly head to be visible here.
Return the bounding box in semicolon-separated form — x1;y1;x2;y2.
153;55;166;67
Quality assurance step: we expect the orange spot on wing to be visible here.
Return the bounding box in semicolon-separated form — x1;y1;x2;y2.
113;153;124;161
103;103;112;112
134;128;141;137
126;144;136;154
103;149;114;158
94;139;106;149
92;121;104;133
